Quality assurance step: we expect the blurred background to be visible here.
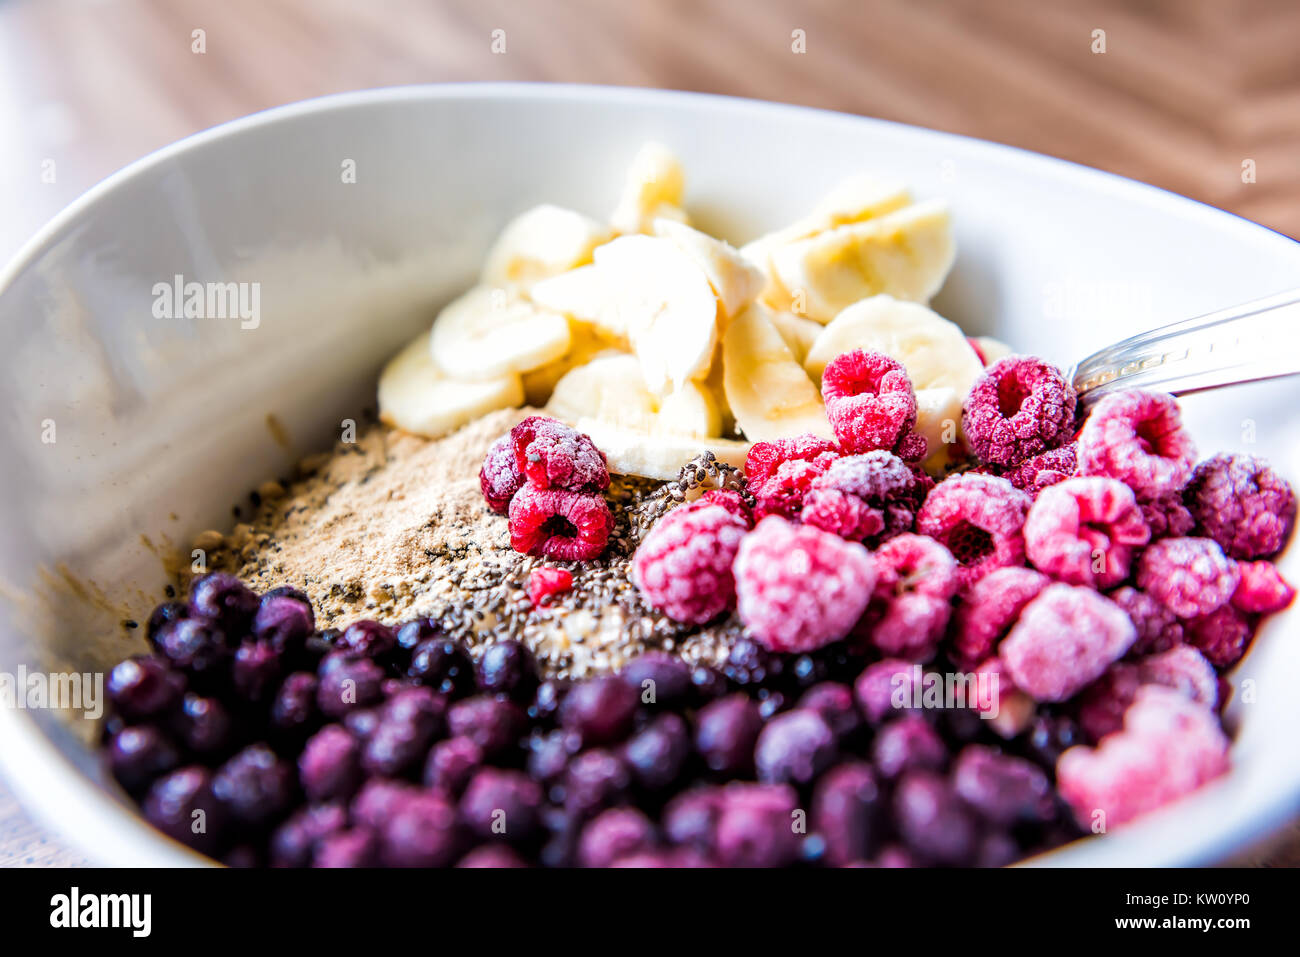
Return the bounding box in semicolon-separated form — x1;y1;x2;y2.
0;0;1297;865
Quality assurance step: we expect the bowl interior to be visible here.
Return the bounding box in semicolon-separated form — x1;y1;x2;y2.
1;84;1297;866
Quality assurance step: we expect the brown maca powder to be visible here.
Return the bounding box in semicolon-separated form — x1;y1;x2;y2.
194;407;744;678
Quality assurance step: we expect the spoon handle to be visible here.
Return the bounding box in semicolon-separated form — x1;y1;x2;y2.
1069;287;1300;404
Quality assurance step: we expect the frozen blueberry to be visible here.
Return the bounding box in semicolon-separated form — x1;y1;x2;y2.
872;715;947;779
951;745;1054;826
363;687;446;776
395;618;440;653
892;770;975;865
424;736;484;795
212;744;295;829
316;652;385;718
172;693;235;756
714;784;801;867
270;672;319;741
446;695;527;759
722;637;785;688
694;694;763;776
526;729;581;786
559;676;638;747
459;768;543;841
1022;713;1082;768
563;748;631;819
528;678;570;724
188;572;259;636
797;682;862;742
577;807;657;868
299;725;362;803
378;790;460;867
313;828;379;867
755;710;837;786
155;619;229;678
269;803;347;868
343;706;380;740
622;712;690;792
143;766;226;854
146;601;188;648
408;638;474;697
252;593;315;656
232;640;282;703
689;665;729;703
108;725;181;795
619;652;692;709
338;619;397;660
812;762;881;866
662;788;723;850
476;640;539;702
457;845;528;868
107;656;184;721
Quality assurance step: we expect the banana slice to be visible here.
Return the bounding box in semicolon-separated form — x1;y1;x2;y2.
379;330;523;439
528;265;629;342
653;218;765;320
610;142;688;235
593;235;720;395
766;309;823;365
520;323;621;406
804;295;982;396
429;285;572;380
480;205;610;289
546;353;718;438
723;303;833;443
973;335;1014;366
914;386;965;473
768;199;956;322
571;418;751;481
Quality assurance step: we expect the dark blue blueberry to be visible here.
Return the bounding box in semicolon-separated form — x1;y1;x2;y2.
269;803;346;868
395;618;440;652
188;572;259;638
378;791;460;867
526;729;581;786
172;693;234;756
146;601;188;648
107;725;180;794
270;672;319;741
212;743;295;828
689;665;728;703
476;640;539;701
314;828;380;867
892;770;975;865
528;678;570;724
106;656;184;721
722;637;784;688
559;676;637;747
562;748;631;820
872;715;947;779
407;637;474;697
797;682;862;742
338;619;396;659
694;694;762;775
951;744;1054;826
811;762;880;866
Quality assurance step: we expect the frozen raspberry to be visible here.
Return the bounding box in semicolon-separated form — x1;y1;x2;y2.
1024;477;1150;589
1184;453;1296;559
697;489;753;526
1231;561;1295;614
859;534;957;661
950;567;1049;668
853;658;919;725
632;502;749;625
1074;663;1142;743
527;567;573;606
1001;584;1136;702
1056;685;1229;829
1108;586;1184;656
1139;645;1218;708
508;485;614;561
510;415;609;492
745;435;841;521
962;356;1077;466
1003;442;1078;496
915;473;1032;589
1139;489;1195;540
480;434;524;514
1184;604;1254;668
1077;389;1196;497
733;516;877;653
1135;537;1239;619
799;451;931;546
821;349;919;455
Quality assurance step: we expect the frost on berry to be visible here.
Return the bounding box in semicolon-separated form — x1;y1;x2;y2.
1135;537;1239;620
1184;452;1296;559
744;435;841;521
915;473;1032;589
1231;560;1295;614
733;516;876;653
1076;390;1196;497
820;349;919;455
510;415;610;493
508;485;614;561
799;451;931;546
527;567;573;606
1108;586;1183;657
1000;584;1136;702
949;566;1049;669
1139;489;1195;540
858;533;957;662
480;434;524;514
1183;604;1254;669
1074;646;1216;743
961;356;1077;466
1024;477;1150;589
1003;442;1078;496
1056;685;1229;830
697;489;753;527
631;502;749;625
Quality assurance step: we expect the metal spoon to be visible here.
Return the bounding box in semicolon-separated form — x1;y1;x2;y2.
1069;287;1300;404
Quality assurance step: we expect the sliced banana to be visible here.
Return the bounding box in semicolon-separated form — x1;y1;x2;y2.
593;234;720;395
379;330;522;439
973;335;1014;366
480;204;610;288
520;323;620;406
766;309;823;365
914;386;965;474
805;294;981;392
429;285;572;380
546;352;718;438
571;418;751;481
610;142;688;235
528;265;630;343
768;199;956;322
653;218;765;320
723;303;832;443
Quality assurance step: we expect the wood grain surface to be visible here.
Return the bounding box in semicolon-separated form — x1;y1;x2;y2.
0;0;1297;867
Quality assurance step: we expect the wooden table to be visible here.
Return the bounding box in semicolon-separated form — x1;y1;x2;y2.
1;0;1297;867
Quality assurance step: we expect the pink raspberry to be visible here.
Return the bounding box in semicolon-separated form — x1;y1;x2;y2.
1184;604;1253;668
527;567;573;606
508;485;614;561
1003;442;1078;496
697;489;754;526
480;434;524;514
915;473;1032;589
1075;646;1217;742
1023;477;1150;589
1135;537;1239;619
967;337;989;365
1139;645;1218;708
733;516;876;653
799;451;932;546
949;566;1050;668
962;356;1077;466
1139;489;1195;540
510;415;610;493
820;350;919;455
1077;390;1196;497
1108;586;1183;656
632;502;749;625
1056;685;1229;829
1184;453;1296;559
1231;560;1295;614
1000;584;1136;702
859;534;957;661
745;435;841;521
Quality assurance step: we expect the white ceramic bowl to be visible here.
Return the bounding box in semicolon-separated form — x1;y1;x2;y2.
1;84;1297;867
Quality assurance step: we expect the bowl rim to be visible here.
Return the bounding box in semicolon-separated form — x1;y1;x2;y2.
1;81;1297;868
